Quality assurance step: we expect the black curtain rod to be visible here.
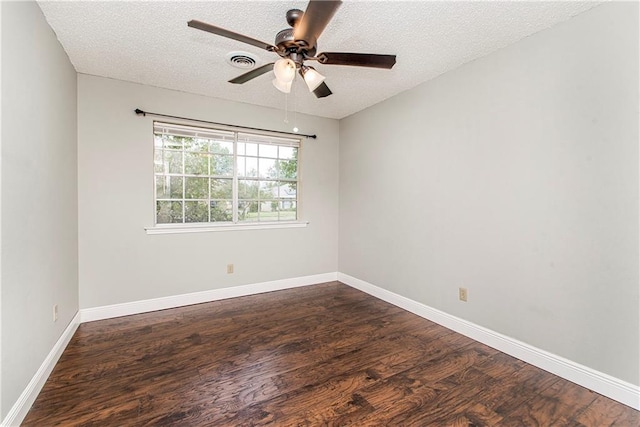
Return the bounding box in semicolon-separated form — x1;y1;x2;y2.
134;109;316;139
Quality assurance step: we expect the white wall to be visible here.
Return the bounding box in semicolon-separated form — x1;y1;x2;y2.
339;2;639;386
2;0;636;418
1;1;78;419
0;1;3;416
77;75;339;309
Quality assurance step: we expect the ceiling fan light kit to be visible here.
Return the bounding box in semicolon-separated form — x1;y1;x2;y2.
273;58;297;83
300;65;325;92
187;0;396;99
272;77;292;94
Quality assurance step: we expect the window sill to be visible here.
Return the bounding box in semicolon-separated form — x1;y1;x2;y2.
145;220;309;235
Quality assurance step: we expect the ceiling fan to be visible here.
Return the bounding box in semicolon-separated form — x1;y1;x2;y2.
187;0;396;98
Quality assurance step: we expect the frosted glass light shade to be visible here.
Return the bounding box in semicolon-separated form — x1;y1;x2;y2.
302;67;325;92
273;58;296;83
272;78;292;93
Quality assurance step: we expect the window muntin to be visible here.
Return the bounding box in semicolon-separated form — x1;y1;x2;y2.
154;122;299;225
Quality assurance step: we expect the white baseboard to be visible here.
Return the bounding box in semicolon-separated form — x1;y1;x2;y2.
6;271;637;427
80;272;338;323
337;272;640;411
1;312;81;427
3;273;337;426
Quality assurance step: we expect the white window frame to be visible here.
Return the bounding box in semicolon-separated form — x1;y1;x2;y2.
146;121;308;235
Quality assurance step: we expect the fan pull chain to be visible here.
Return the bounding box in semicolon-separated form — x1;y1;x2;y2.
284;92;289;124
292;81;299;133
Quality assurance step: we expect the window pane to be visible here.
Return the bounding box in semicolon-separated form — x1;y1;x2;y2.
211;200;233;222
259;144;278;158
259;157;276;178
184;137;209;152
279;201;296;220
210;140;234;154
237;142;245;156
169;177;183;199
211;154;233;176
259;180;275;198
156;201;183;223
276;159;297;179
278;182;296;199
163;135;184;150
185;201;209;223
279;146;296;160
211;178;232;199
238;179;259;199
154;135;163;149
244;157;258;177
155;176;166;199
165;151;183;174
154;150;164;173
245;143;257;156
184;152;208;175
238;201;259;222
259;201;279;221
156;176;183;199
185;177;208;199
236;157;245;177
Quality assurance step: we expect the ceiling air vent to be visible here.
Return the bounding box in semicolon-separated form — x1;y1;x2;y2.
226;51;257;69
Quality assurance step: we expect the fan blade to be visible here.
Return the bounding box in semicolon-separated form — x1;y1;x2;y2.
313;82;332;98
229;63;275;84
293;1;342;49
188;20;276;52
317;52;396;69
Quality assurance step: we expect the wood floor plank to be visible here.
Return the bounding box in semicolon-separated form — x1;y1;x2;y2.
573;394;640;426
23;281;640;426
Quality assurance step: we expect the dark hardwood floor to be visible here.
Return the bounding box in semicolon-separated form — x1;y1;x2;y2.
24;282;639;426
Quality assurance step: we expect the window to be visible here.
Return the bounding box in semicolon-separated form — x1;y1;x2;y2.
153;122;300;227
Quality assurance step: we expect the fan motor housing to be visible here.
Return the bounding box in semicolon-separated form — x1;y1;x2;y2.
275;28;316;57
274;28;294;46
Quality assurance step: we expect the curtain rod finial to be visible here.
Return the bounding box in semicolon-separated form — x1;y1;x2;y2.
135;109;146;116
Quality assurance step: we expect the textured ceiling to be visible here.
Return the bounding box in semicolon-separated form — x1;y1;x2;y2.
38;1;599;119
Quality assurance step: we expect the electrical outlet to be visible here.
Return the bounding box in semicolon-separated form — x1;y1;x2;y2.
459;288;468;302
227;264;234;274
53;304;59;322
